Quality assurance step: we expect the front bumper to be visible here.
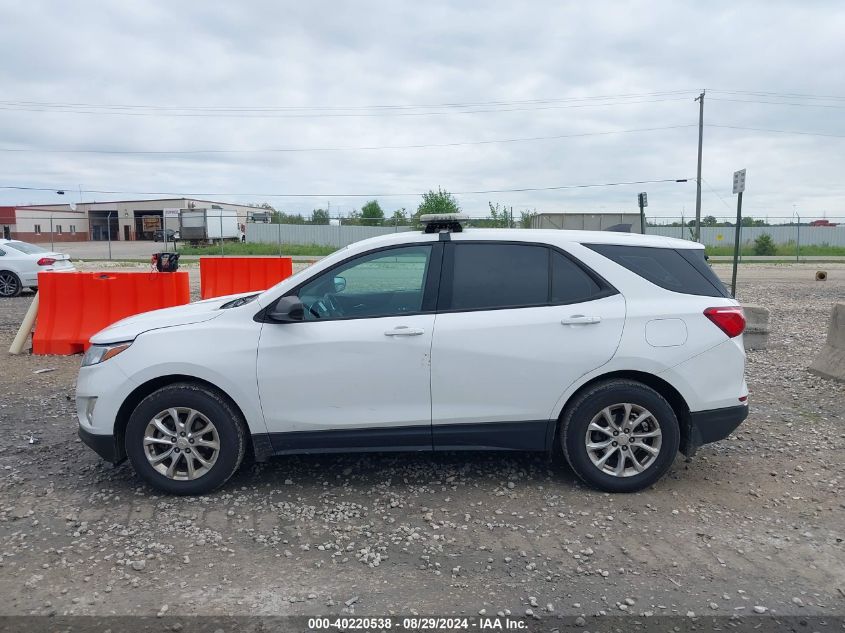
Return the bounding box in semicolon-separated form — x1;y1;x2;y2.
684;404;749;455
78;426;121;463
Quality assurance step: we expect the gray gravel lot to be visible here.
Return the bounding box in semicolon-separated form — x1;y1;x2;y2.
0;263;843;619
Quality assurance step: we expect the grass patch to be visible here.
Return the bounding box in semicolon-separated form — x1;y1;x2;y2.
705;244;845;257
175;242;337;257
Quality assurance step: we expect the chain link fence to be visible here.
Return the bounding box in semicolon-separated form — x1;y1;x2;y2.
3;214;844;260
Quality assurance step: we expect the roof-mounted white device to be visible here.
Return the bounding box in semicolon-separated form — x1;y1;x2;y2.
419;213;469;234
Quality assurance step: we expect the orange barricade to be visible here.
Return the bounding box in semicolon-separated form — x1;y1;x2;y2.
200;256;293;299
33;271;190;355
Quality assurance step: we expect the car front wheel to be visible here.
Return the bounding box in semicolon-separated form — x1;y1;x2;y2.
125;383;246;495
561;379;680;493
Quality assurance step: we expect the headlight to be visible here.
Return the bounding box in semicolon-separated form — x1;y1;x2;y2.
81;342;132;367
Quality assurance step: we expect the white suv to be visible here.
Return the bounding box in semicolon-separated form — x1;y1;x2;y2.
76;217;748;495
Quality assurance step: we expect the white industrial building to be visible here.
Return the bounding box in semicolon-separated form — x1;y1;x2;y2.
1;198;260;242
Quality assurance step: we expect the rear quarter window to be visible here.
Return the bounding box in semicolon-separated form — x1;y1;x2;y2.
584;244;730;298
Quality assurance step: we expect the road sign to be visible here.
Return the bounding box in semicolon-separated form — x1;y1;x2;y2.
638;192;648;208
732;169;746;194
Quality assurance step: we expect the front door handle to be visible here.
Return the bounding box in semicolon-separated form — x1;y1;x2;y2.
384;326;425;336
561;315;602;325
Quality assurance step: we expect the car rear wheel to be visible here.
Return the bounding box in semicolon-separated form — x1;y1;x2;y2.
561;379;680;493
0;271;22;297
125;383;246;495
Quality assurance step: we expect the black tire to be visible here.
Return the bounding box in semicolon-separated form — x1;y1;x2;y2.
0;271;22;298
125;383;246;495
560;379;680;493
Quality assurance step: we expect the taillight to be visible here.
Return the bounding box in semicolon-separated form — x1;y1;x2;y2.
36;257;56;266
703;306;746;338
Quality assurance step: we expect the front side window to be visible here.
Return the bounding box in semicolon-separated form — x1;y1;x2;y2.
56;225;63;235
297;245;433;320
34;224;41;235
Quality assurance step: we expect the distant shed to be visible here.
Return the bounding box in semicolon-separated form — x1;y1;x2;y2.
531;212;644;233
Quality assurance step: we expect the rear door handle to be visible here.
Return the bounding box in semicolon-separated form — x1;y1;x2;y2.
384;326;425;336
561;315;602;325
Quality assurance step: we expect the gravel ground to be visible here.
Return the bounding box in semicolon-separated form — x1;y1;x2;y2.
0;263;843;619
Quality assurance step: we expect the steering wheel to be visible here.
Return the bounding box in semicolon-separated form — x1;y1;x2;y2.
306;293;344;319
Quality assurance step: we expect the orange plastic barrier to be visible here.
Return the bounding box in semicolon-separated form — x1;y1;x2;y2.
33;271;190;355
200;256;293;299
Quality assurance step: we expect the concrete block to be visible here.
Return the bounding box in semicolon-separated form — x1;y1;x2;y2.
742;304;770;350
809;302;845;382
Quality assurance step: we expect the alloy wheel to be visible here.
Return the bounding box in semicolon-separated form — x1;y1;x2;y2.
0;272;20;297
143;407;220;480
584;403;662;477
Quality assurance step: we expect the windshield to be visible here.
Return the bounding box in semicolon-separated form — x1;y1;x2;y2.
5;241;48;255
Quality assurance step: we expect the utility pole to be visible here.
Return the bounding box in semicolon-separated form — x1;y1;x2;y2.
730;169;746;297
694;90;705;242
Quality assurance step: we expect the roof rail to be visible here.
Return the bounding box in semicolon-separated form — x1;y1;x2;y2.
419;213;469;233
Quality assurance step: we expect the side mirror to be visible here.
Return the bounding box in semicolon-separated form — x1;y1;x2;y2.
333;275;347;293
268;296;304;322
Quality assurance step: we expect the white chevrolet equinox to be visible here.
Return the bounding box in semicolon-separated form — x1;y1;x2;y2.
76;216;748;495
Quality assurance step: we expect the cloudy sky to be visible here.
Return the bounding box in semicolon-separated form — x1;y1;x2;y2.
1;1;843;220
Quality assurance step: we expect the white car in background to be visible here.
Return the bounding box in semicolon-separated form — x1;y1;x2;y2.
0;239;76;297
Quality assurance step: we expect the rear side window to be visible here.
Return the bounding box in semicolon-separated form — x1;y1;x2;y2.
584;244;729;297
448;243;549;310
552;251;603;303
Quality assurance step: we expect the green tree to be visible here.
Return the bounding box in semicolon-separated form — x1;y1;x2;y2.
389;209;408;226
519;210;537;229
740;216;769;227
753;233;776;255
360;200;385;226
309;208;330;225
485;202;514;228
413;187;461;227
702;215;718;227
271;211;305;224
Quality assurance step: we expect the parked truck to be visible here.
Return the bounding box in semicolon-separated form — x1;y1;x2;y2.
179;207;240;243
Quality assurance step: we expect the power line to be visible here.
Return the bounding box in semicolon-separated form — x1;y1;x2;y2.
0;178;692;199
0;90;696;113
700;176;734;211
709;89;845;101
708;97;845;109
0;97;692;118
2;123;838;157
707;123;845;138
0;125;696;155
9;89;843;114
